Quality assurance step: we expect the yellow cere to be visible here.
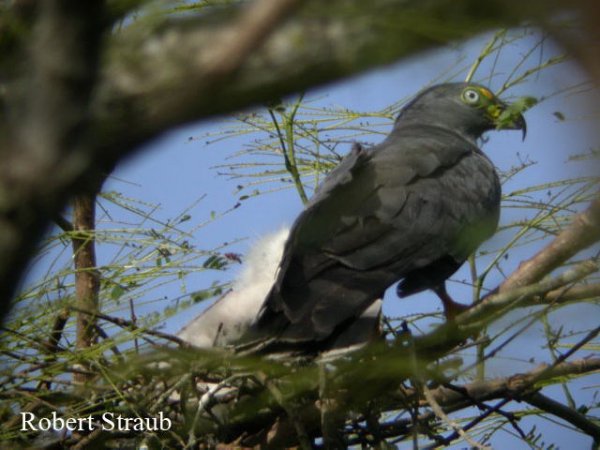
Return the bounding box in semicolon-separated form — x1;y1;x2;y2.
478;87;495;100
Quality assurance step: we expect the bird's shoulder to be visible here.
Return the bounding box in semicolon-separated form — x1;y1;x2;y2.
308;142;370;204
369;124;482;183
298;124;483;230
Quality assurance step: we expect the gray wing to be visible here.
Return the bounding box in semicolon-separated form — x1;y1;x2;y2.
255;125;500;345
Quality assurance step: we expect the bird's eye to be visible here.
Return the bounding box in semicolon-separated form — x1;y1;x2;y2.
462;88;481;105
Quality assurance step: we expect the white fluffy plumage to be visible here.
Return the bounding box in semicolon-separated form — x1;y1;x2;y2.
177;228;289;348
177;227;382;353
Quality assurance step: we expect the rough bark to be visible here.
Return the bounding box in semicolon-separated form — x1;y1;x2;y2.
71;193;100;384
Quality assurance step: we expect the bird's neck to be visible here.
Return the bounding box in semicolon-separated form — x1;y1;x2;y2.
393;120;483;146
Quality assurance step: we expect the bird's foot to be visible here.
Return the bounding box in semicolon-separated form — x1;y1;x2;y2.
442;300;470;322
432;285;481;345
433;285;469;322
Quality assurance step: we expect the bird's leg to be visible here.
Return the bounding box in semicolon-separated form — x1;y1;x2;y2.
433;284;469;321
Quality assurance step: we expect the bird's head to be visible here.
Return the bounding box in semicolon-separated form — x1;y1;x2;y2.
395;83;532;141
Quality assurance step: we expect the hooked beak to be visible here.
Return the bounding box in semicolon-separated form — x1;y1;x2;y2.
488;101;528;141
507;112;527;141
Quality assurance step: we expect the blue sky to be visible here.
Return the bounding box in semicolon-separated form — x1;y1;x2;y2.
29;29;599;448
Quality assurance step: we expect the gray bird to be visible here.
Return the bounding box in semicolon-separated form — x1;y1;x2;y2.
240;82;526;354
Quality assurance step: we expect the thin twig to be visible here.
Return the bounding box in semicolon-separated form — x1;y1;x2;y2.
422;384;491;450
54;214;74;232
465;30;507;82
440;386;527;441
529;325;600;385
69;306;187;346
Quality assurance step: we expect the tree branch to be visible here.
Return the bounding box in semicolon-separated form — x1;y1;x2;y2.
93;0;529;157
463;260;598;327
202;0;304;79
424;358;600;408
54;214;74;232
522;283;600;307
72;193;100;385
413;195;600;355
523;392;600;441
423;384;491;450
500;195;600;292
415;259;598;352
69;306;188;347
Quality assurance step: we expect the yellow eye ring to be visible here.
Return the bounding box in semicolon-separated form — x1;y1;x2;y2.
462;88;481;105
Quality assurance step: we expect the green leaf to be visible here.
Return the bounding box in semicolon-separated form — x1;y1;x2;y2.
497;96;538;128
202;254;227;270
191;290;213;303
110;285;125;301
